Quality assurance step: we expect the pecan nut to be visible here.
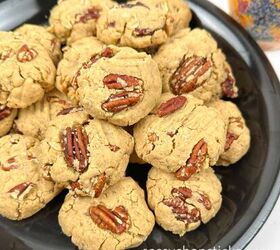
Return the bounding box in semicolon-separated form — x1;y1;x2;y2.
89;205;130;234
57;107;84;116
1;157;18;171
8;182;34;200
170;55;212;95
222;68;237;98
224;132;239;151
77;7;101;23
61;126;89;173
17;44;38;62
107;144;120;152
156;96;187;117
176;139;207;181
0;106;12;120
0;48;14;61
198;193;212;210
133;28;156;37
93;173;106;198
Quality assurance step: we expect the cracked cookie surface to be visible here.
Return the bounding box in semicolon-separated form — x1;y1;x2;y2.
134;93;227;179
97;0;192;49
0;31;56;108
48;0;115;44
0;106;17;137
147;167;222;236
59;177;155;250
77;45;162;126
0;134;62;220
40;109;134;198
154;28;238;102
209;100;250;166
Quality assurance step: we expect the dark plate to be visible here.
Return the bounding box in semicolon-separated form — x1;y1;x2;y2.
0;0;280;249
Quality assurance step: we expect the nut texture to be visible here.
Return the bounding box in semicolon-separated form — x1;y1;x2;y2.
222;68;238;98
0;106;12;120
8;182;34;200
157;96;187;117
76;7;101;23
16;44;38;62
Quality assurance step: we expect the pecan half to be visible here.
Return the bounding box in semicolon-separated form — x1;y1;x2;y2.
61;126;89;173
198;193;212;210
0;106;12;120
0;48;14;61
1;157;18;171
133;28;156;37
8;182;34;200
107;144;120;152
93;173;106;198
170;55;212;95
222;68;237;98
17;44;38;62
176;139;207;181
57;106;83;116
77;7;101;23
224;132;239;151
103;74;143;90
156;96;187;117
89;205;130;234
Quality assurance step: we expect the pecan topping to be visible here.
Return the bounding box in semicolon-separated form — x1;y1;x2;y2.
224;132;239;151
76;7;100;23
93;173;106;198
8;182;34;200
176;139;207;181
198;193;212;210
133;28;156;37
57;107;83;116
170;55;212;95
1;157;18;171
107;144;120;152
0;48;14;61
222;68;237;98
103;74;143;90
0;106;12;120
120;1;149;9
157;96;187;117
61;126;89;173
17;44;38;62
163;187;200;224
89;205;130;234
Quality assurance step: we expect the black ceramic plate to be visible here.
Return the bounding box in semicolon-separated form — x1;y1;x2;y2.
0;0;280;249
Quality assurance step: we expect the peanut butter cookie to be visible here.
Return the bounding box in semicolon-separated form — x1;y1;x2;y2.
0;106;17;137
154;28;238;102
147;167;222;236
0;32;56;108
77;46;162;126
134;93;227;180
97;0;192;49
48;0;115;44
209;100;250;166
40;109;134;198
59;177;155;250
0;134;62;220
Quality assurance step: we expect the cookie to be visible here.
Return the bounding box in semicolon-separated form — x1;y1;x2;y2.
147;167;222;236
0;106;17;137
77;46;162;126
208;100;250;166
56;37;106;103
154;28;238;102
48;0;115;44
0;32;56;108
40;109;134;198
97;0;192;49
0;134;62;220
15;24;62;65
134;93;227;180
14;89;73;140
59;177;155;250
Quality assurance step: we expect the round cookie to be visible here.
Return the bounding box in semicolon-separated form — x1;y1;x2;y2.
77;46;162;126
0;106;17;137
48;0;115;44
56;37;107;103
15;24;62;65
40;109;134;198
154;28;238;102
59;177;155;250
97;0;192;49
134;93;227;180
147;167;222;236
209;100;250;166
14;89;73;140
0;31;56;108
0;134;62;220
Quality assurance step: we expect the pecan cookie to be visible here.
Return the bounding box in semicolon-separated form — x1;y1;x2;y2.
0;134;62;220
0;32;56;108
56;37;107;103
14;89;73;140
59;177;155;250
0;106;17;137
15;24;62;65
147;167;222;236
134;93;227;180
48;0;115;44
77;46;162;126
40;109;134;198
97;0;192;49
209;100;250;166
154;28;238;102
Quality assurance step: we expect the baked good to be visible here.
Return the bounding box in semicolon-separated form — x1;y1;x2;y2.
154;28;238;102
0;134;62;220
134;93;227;179
0;106;17;137
59;177;155;250
147;167;222;236
97;0;192;49
40;109;134;197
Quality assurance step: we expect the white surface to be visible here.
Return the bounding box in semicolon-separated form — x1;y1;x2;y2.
206;1;280;250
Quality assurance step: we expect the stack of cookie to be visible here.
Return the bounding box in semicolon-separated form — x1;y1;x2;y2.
0;0;251;249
